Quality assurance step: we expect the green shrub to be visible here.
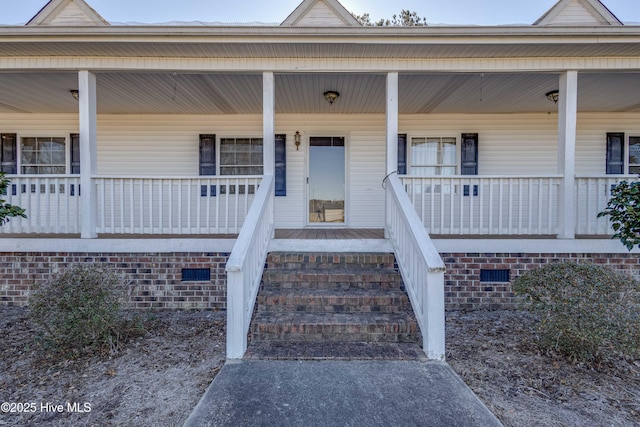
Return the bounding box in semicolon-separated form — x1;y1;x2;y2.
29;264;142;357
513;262;640;363
598;180;640;251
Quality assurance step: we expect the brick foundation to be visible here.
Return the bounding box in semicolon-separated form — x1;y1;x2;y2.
2;251;639;311
442;252;640;310
0;252;229;309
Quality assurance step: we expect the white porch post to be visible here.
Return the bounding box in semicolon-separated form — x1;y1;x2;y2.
385;72;399;239
263;72;275;176
79;70;98;239
386;72;399;175
263;71;275;237
557;70;578;239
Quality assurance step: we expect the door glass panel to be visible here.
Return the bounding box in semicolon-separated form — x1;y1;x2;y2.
309;137;345;224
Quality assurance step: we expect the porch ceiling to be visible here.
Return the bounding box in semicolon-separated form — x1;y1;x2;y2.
1;71;639;115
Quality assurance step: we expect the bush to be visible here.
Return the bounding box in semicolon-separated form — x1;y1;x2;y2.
513;262;640;363
29;264;142;357
598;180;640;251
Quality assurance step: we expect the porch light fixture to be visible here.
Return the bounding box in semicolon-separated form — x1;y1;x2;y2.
546;90;559;104
70;89;79;101
323;90;340;105
294;131;301;151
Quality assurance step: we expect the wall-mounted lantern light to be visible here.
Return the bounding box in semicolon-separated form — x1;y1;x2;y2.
294;131;301;151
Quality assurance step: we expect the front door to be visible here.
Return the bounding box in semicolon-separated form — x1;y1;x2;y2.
308;136;345;225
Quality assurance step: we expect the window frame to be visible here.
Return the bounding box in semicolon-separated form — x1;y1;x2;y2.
217;135;264;176
627;135;640;174
17;134;71;176
407;134;460;176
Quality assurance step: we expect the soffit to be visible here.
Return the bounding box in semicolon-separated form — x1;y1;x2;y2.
1;72;639;115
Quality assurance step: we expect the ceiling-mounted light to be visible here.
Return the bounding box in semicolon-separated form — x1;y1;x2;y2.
546;90;559;104
70;89;79;101
294;131;301;151
323;90;340;105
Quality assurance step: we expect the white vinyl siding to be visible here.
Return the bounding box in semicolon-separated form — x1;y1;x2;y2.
294;2;345;26
48;3;94;26
575;113;640;175
2;111;640;230
547;0;605;26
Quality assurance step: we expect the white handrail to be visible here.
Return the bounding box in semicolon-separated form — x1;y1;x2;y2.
94;176;261;234
401;175;560;235
385;174;445;360
225;174;275;359
575;176;640;235
0;176;82;234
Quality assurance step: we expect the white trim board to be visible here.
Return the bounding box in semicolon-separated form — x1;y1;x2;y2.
0;237;636;255
432;238;640;254
0;238;236;253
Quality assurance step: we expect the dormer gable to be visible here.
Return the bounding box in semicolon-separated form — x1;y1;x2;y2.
281;0;361;27
534;0;622;26
27;0;109;27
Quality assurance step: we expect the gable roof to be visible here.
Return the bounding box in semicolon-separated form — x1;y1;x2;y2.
281;0;361;27
27;0;109;27
534;0;622;26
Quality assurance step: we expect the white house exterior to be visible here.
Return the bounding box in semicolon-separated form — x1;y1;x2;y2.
1;0;640;358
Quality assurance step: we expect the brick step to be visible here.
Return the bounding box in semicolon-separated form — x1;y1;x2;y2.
262;269;403;291
244;341;427;361
257;288;410;313
250;312;420;343
266;252;396;271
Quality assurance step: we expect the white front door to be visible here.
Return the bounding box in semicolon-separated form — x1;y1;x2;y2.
307;136;345;225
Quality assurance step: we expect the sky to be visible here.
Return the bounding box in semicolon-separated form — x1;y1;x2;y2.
1;0;639;26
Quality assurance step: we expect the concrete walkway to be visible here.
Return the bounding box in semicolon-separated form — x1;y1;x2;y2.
183;360;502;427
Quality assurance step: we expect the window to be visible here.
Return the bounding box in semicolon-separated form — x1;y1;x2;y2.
410;137;456;176
629;137;640;174
220;137;263;175
605;133;640;175
20;137;66;174
198;134;287;195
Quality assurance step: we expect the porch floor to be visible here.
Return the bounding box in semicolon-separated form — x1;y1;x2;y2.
274;229;385;239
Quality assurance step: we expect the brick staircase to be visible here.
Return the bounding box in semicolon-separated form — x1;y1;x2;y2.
244;252;425;360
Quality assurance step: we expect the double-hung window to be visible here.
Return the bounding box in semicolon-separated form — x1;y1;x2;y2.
1;134;77;175
199;134;287;196
20;137;67;174
628;137;640;174
219;137;263;176
410;137;457;176
606;133;640;174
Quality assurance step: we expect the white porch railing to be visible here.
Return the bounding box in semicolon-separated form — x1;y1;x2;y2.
0;175;82;234
401;175;561;235
385;174;446;360
575;175;640;236
225;174;275;359
94;176;261;235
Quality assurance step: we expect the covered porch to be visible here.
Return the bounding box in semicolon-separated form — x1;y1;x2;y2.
1;70;640;239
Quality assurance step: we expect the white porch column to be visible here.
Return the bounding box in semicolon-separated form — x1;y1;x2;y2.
263;72;275;176
557;70;578;240
79;70;98;239
385;73;399;239
386;72;399;175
